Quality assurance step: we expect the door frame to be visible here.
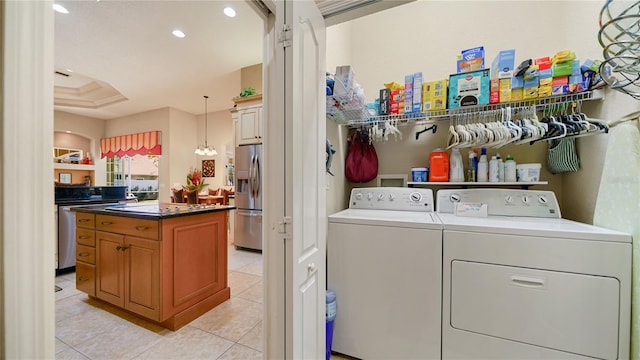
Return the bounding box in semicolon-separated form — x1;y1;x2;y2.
2;0;56;357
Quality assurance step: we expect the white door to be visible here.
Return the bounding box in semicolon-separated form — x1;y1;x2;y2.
263;0;326;358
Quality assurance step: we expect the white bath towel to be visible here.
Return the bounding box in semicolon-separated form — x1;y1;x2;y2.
593;122;640;360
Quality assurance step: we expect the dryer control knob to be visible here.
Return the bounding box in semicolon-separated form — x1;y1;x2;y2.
378;193;384;201
409;192;422;202
355;193;362;200
538;195;548;204
505;195;514;203
367;193;373;201
522;195;531;204
388;193;395;201
450;193;461;203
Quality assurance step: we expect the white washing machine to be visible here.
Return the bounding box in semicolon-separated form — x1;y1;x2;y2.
328;187;442;359
437;189;631;360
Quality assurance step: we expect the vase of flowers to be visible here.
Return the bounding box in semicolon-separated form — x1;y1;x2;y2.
186;167;208;193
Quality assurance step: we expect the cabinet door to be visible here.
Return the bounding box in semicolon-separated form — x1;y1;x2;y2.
96;231;125;307
124;236;160;321
236;107;262;145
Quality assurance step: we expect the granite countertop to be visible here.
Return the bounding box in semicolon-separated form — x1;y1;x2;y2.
72;202;235;219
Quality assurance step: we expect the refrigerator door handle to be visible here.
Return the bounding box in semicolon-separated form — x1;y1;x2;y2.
251;154;258;198
248;153;254;195
253;151;261;198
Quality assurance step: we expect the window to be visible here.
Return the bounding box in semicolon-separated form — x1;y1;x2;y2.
107;155;159;201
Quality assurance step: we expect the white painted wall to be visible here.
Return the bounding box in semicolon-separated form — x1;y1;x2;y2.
166;107;198;201
195;109;233;191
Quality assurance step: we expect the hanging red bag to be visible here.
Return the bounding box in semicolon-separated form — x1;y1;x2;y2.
345;130;378;182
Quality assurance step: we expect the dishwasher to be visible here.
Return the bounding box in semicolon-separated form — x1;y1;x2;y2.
57;203;101;272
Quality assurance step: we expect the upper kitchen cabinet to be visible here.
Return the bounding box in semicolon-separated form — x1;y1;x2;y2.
232;94;263;146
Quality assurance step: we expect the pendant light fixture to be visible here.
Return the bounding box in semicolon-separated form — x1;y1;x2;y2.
195;95;218;156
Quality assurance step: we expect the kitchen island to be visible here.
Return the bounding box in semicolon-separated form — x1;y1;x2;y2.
73;202;235;330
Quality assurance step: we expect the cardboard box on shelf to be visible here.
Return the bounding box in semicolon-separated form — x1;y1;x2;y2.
448;69;491;108
511;88;524;101
534;57;551;70
390;89;403;114
523;86;539;100
500;88;512;102
412;72;423;113
404;74;414;114
510;76;524;89
538;85;552;98
490;79;500;104
457;46;485;73
422;79;448;111
491;49;516;79
379;88;390;115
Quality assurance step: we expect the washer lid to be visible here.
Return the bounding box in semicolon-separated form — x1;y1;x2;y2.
329;208;441;229
438;213;631;243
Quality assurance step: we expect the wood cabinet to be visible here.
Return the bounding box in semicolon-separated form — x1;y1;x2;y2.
76;212;96;296
96;230;160;320
75;209;230;330
232;94;262;146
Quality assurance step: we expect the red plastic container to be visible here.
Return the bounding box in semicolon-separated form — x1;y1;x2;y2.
429;148;449;182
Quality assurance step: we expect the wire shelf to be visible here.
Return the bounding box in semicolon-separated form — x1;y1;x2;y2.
344;89;604;128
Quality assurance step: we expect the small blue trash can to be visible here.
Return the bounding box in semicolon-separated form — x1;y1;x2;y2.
326;289;336;360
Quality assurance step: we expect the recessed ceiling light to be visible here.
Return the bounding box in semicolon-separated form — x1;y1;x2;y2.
172;29;185;38
53;4;69;14
65;68;73;73
224;7;236;17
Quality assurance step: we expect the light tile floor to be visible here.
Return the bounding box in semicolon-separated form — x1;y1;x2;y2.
56;245;352;360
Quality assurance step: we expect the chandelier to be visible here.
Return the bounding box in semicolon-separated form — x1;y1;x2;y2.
195;95;218;156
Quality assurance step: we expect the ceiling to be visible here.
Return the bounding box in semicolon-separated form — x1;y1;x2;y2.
54;0;412;120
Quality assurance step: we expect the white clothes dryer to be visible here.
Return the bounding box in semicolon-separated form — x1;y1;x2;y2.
437;189;631;360
328;187;442;360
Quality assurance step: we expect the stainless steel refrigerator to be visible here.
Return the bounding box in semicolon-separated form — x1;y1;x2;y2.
234;144;262;251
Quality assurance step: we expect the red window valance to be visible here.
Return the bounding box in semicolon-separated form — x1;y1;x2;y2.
100;131;162;158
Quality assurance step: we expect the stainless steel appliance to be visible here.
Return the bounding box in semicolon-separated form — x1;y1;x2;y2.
55;186;129;273
234;144;262;251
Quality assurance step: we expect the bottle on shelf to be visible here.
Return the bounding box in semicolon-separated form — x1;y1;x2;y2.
497;153;504;182
449;148;464;182
489;155;499;182
429;148;449;182
467;150;477;182
505;154;517;182
477;148;488;182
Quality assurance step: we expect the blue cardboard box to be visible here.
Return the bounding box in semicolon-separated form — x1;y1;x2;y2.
448;69;491;108
457;46;485;73
491;49;516;79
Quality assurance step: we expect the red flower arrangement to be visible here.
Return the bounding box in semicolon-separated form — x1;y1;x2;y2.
186;167;208;192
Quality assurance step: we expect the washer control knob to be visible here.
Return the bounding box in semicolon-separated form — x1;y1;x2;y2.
538;195;548;204
409;192;422;202
355;193;363;200
505;195;514;204
388;193;395;201
367;192;373;201
450;193;461;203
378;193;385;201
522;195;530;204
